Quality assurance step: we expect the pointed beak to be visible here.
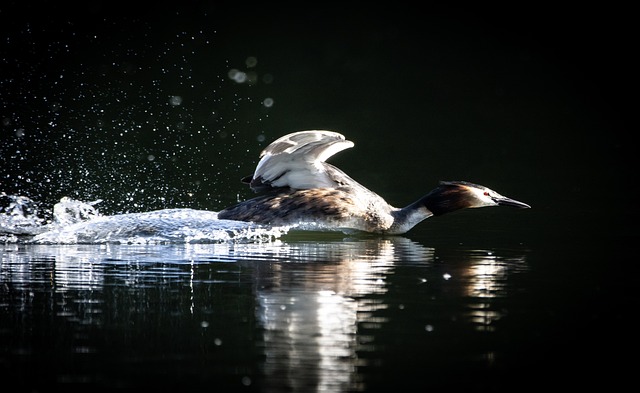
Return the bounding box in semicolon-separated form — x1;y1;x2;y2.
495;197;531;209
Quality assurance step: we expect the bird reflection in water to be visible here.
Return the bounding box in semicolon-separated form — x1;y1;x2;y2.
252;239;528;392
461;250;528;332
1;239;528;391
253;238;409;392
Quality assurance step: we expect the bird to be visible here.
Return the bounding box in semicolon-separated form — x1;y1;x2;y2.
217;130;531;234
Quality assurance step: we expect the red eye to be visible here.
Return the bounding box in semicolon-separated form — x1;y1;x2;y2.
484;192;490;196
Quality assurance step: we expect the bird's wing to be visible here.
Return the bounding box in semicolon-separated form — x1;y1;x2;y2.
248;130;354;192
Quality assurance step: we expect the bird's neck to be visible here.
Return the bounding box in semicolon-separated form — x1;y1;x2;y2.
388;201;433;235
387;187;475;234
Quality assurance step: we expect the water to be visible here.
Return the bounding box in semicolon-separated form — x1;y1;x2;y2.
1;4;635;391
1;229;533;391
0;200;630;391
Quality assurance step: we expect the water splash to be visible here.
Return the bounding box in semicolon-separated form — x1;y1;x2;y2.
0;193;46;236
1;195;287;244
53;197;102;226
1;20;274;216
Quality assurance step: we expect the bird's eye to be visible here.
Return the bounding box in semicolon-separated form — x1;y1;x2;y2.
484;191;490;197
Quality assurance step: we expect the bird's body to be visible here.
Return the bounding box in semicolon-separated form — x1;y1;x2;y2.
218;130;530;234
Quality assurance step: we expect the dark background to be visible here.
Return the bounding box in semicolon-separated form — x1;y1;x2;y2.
1;3;638;391
1;2;636;240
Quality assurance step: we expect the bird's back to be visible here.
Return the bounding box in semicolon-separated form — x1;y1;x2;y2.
218;186;395;232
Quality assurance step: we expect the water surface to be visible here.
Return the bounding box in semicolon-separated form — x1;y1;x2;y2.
2;235;542;391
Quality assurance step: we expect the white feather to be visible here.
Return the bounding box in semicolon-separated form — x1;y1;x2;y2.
251;130;354;190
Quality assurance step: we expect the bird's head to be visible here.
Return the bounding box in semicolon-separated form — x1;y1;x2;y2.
423;181;531;216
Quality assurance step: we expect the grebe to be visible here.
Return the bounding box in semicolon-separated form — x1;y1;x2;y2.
218;130;530;234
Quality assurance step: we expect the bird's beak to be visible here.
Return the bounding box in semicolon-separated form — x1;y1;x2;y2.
496;197;531;209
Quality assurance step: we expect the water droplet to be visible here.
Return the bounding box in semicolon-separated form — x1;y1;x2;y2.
245;56;257;68
262;73;274;84
228;69;247;83
263;97;274;108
